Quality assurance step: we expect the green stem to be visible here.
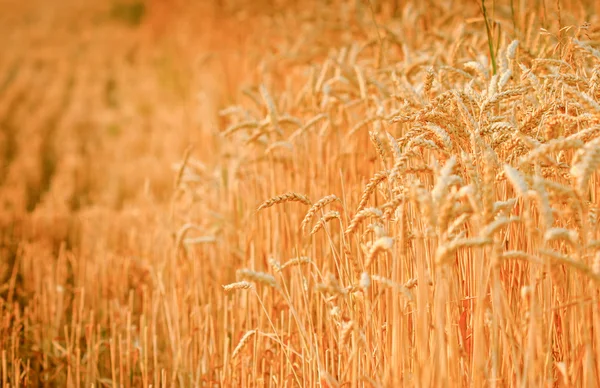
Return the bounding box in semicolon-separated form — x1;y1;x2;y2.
481;0;497;75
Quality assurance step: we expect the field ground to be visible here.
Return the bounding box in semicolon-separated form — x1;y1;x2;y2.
2;0;600;386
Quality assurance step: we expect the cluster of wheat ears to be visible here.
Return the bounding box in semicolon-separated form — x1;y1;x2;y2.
3;0;600;386
212;4;600;386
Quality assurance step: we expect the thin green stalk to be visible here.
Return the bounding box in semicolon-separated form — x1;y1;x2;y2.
481;0;497;75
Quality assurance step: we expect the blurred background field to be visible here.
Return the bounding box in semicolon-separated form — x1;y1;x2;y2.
2;0;600;386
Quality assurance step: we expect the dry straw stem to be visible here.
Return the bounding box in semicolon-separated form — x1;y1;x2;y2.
256;192;312;212
301;195;340;233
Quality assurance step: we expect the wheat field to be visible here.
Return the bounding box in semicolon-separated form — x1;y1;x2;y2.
2;0;600;386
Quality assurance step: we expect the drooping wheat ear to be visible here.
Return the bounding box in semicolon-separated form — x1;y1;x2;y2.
481;216;521;238
520;138;584;167
501;251;544;265
435;237;492;265
289;113;329;142
481;87;529;114
223;120;262;136
570;138;600;195
503;165;528;196
544;228;579;248
278;257;311;272
356;171;388;214
364;237;394;269
464;60;489;79
345;208;383;236
257;192;312;212
406;135;441;152
540;249;600;284
236;269;277;288
310;211;341;236
222;281;254;293
301;195;340;233
231;330;257;359
264;141;293;155
493;198;517;214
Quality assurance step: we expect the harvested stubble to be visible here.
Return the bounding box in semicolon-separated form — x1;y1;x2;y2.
5;0;600;387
